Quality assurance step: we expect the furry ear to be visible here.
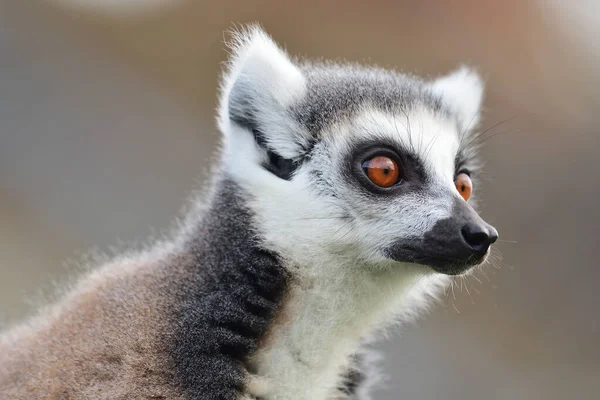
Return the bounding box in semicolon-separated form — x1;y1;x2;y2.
430;66;484;133
218;26;310;160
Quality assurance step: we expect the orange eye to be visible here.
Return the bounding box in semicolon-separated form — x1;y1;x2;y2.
455;173;472;201
362;156;400;188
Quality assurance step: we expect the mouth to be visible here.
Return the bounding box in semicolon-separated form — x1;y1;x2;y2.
426;247;491;275
386;243;492;276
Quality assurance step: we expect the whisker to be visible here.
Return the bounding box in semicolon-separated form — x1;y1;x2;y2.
418;113;425;153
452;301;461;314
480;269;491;282
475;115;518;139
333;228;354;244
389;110;408;151
330;220;352;237
402;109;416;154
470;128;521;148
423;128;444;160
459;110;481;143
462;277;474;304
462;115;518;150
443;278;452;305
472;272;483;284
408;269;433;292
330;221;355;245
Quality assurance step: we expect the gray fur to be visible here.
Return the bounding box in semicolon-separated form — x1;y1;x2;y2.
295;62;446;136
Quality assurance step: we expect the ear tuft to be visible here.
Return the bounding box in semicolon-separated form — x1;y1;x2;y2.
218;25;308;159
430;66;485;133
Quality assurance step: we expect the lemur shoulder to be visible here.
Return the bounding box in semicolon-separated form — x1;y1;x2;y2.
0;26;498;400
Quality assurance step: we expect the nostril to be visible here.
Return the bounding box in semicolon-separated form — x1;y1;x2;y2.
461;224;493;252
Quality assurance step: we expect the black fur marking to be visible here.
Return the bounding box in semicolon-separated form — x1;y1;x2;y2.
263;148;298;180
338;362;365;396
337;351;379;399
167;179;290;399
252;127;298;181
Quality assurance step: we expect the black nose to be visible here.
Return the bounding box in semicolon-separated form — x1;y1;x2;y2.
461;223;498;253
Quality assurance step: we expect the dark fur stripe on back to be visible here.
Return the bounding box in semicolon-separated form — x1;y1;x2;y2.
167;178;290;399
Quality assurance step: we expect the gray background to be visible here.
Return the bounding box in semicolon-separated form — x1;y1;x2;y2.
1;1;599;399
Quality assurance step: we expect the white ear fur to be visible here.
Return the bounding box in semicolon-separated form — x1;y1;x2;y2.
218;25;309;159
430;66;484;133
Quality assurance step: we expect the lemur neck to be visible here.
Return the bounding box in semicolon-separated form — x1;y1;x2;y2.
248;256;430;400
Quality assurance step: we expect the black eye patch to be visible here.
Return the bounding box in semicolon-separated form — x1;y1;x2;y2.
344;138;429;196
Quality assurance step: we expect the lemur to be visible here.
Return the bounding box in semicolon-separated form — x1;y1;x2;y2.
0;26;498;400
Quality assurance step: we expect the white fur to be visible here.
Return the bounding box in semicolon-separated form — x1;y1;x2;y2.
430;66;484;133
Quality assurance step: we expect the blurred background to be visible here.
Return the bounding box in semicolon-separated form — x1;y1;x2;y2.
1;1;599;399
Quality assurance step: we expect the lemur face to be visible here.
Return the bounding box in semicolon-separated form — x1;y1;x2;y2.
220;27;497;275
301;105;496;275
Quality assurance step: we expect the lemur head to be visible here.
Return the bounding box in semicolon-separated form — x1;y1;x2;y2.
217;26;497;276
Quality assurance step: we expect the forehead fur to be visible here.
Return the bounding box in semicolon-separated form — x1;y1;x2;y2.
294;63;446;135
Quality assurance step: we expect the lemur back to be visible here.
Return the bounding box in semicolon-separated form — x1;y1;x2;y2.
0;26;497;400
